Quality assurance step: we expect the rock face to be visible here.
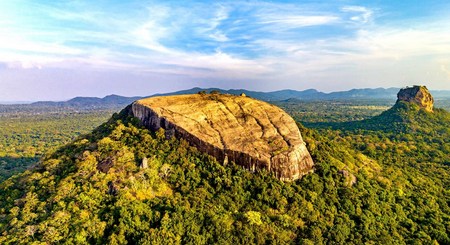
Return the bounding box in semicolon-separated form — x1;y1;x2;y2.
130;93;314;181
397;86;434;112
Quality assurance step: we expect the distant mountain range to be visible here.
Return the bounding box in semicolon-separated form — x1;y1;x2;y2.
160;87;404;101
31;95;143;107
17;87;450;107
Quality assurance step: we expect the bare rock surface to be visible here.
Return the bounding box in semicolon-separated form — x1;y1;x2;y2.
130;93;314;181
397;86;434;112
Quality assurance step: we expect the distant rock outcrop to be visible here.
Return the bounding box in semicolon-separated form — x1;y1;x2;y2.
397;86;434;112
338;169;357;187
129;93;314;181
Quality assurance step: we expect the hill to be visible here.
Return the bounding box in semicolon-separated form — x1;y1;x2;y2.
31;95;143;108
131;93;314;181
309;86;450;133
1;88;450;244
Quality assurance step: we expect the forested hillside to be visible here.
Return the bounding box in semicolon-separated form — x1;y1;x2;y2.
1;101;449;244
0;106;115;182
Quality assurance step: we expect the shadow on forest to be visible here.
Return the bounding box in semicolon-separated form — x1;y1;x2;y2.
303;120;370;132
0;156;39;182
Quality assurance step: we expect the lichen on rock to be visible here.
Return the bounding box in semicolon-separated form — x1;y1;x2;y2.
129;93;314;181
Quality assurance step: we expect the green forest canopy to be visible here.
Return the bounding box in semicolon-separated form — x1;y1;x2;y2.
0;101;449;244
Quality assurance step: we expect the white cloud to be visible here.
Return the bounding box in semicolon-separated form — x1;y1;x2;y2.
210;5;229;30
441;63;450;79
260;15;339;27
126;6;177;54
0;33;82;56
2;0;450;97
209;31;230;42
131;20;172;54
196;5;230;42
341;6;373;24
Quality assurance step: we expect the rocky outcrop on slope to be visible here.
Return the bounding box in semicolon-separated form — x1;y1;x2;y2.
129;93;314;181
397;86;434;112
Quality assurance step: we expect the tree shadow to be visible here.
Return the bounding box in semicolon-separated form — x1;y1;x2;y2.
0;156;39;182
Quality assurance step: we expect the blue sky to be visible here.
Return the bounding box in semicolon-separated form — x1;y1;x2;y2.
1;0;450;101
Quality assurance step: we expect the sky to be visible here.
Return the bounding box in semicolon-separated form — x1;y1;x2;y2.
1;0;450;101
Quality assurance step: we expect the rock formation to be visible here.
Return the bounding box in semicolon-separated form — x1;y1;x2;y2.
338;169;357;187
129;93;314;181
397;86;434;112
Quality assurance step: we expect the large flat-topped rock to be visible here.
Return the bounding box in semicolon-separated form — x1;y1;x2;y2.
131;93;314;181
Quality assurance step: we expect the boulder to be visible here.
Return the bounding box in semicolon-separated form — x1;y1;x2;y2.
338;169;357;187
140;157;148;169
130;93;314;181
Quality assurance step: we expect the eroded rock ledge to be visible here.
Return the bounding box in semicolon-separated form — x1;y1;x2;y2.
129;93;314;181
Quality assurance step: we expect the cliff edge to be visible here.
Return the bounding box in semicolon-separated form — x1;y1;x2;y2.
130;93;314;181
397;85;434;112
